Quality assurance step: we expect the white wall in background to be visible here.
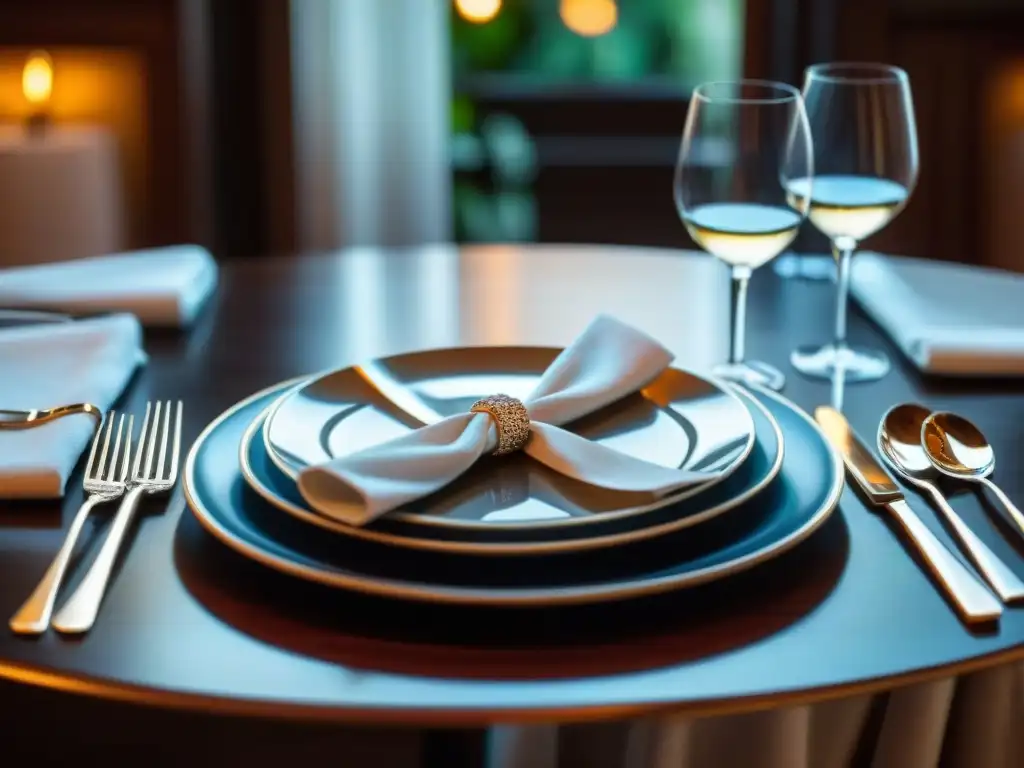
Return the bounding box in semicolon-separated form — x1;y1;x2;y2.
291;0;452;249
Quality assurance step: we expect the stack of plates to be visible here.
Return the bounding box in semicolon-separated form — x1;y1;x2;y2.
184;346;844;607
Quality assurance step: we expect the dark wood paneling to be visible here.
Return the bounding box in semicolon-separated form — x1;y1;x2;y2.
0;0;206;248
744;0;831;85
204;0;295;259
208;0;265;259
258;0;297;257
203;0;292;260
1;0;296;259
179;0;215;251
835;0;1024;268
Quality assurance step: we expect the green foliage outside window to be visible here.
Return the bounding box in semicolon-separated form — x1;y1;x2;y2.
451;0;744;88
449;0;746;242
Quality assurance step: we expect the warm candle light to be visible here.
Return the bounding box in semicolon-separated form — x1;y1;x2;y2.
22;50;53;107
560;0;617;37
455;0;501;24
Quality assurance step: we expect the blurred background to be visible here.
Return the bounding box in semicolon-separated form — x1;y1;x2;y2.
1;0;1022;271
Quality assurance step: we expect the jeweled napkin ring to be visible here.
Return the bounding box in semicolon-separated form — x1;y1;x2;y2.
470;394;530;455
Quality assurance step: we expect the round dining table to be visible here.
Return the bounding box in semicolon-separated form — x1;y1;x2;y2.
2;244;1024;767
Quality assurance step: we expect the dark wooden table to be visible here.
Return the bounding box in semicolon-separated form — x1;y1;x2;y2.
2;245;1024;766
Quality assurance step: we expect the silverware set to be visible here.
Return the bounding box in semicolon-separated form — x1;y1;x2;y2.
9;400;183;636
817;405;1024;624
5;385;1019;632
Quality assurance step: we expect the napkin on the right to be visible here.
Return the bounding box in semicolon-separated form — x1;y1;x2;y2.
851;252;1024;376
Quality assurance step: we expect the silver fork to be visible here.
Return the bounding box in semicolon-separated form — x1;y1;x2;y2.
9;411;133;635
52;400;182;634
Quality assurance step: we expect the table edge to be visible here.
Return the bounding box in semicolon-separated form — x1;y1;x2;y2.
4;643;1024;726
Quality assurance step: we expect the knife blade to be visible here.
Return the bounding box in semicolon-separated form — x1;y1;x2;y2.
814;406;1001;624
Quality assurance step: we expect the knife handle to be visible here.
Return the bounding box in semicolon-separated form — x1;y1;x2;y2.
886;499;1002;623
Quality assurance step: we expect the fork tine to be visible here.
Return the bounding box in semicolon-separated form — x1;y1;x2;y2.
94;411;115;480
132;401;152;480
118;414;134;482
155;400;171;480
143;401;162;480
104;413;125;482
168;401;183;484
82;414;105;481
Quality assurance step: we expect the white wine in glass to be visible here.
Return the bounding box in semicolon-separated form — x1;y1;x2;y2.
788;63;918;383
789;176;909;241
685;203;805;270
675;80;813;391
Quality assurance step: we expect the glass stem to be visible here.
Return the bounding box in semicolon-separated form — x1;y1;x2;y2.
832;237;857;350
729;266;752;365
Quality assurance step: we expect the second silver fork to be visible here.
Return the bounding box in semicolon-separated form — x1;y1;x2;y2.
9;411;133;635
53;400;182;634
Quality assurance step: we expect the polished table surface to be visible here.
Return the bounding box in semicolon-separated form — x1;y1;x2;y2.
2;244;1024;727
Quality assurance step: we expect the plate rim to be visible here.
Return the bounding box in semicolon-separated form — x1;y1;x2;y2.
240;386;785;556
183;379;844;606
260;345;757;531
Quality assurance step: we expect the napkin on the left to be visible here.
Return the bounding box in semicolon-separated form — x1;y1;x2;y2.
0;314;144;499
0;244;217;328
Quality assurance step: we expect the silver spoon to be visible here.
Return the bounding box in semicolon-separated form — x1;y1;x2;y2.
879;404;1024;602
922;412;1024;538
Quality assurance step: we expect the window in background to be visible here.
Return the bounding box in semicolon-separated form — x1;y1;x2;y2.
450;0;746;245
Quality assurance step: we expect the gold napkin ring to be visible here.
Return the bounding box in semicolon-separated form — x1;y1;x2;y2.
470;394;530;455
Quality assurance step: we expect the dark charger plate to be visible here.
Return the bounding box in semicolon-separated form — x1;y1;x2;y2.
183;383;843;607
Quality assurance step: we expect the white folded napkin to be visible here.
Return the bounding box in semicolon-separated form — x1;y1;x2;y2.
0;244;217;328
851;252;1024;376
0;314;144;499
298;316;719;526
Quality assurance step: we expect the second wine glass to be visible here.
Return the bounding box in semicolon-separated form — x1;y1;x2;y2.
789;62;919;383
675;80;813;391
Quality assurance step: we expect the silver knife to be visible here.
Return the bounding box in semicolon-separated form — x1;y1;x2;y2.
815;406;1002;624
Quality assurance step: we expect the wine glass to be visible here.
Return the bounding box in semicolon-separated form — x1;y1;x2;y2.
789;63;919;382
675;80;813;391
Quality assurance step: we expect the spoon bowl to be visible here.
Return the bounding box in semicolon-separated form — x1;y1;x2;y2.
921;412;996;480
878;403;937;484
922;411;1024;542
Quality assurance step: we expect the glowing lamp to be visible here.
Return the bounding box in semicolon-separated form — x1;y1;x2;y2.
560;0;618;38
22;50;53;135
455;0;501;24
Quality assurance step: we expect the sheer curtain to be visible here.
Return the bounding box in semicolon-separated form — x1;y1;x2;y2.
290;0;452;250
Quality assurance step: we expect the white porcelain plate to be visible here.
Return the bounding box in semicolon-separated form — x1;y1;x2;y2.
261;345;756;534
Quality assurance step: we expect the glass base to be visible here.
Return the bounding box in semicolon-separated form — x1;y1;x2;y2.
712;360;786;392
790;343;891;383
772;254;836;281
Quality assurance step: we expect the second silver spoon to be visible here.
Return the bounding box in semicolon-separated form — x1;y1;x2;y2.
879;404;1024;603
922;412;1024;539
